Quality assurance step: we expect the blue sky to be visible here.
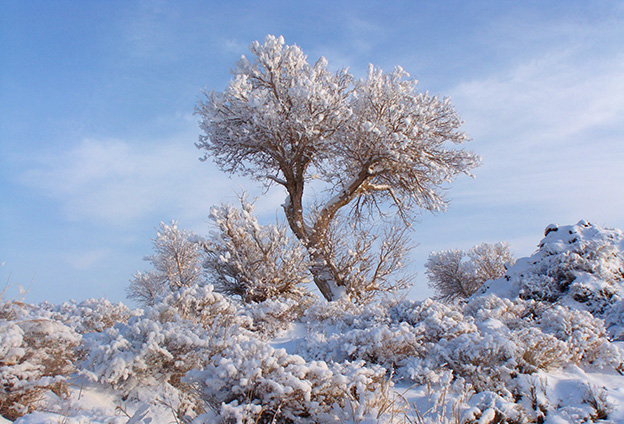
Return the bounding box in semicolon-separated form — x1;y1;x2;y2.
1;1;623;305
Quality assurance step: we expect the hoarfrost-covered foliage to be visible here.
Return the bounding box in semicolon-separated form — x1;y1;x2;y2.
203;196;311;303
127;221;205;306
426;242;514;302
187;339;391;423
321;217;414;304
196;34;480;301
0;318;80;420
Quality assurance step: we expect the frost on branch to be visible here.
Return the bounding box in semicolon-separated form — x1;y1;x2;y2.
127;221;205;306
203;196;311;304
426;242;514;302
196;34;480;301
322;216;414;304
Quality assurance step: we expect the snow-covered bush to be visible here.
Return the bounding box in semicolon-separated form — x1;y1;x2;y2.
42;298;136;334
302;297;383;329
0;318;81;420
127;221;206;306
460;390;528;424
426;242;514;302
81;316;209;393
304;299;483;387
0;298;37;322
392;298;476;342
243;294;316;338
514;327;570;372
82;285;246;396
187;338;393;423
538;305;622;368
203;197;311;304
305;321;423;368
302;286;622;417
148;283;244;331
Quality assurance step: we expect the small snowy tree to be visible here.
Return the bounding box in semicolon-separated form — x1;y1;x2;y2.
426;242;514;302
203;196;311;303
127;222;204;306
469;242;515;283
196;35;479;301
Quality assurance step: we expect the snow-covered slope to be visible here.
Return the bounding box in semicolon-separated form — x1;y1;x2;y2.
2;221;624;423
483;220;624;338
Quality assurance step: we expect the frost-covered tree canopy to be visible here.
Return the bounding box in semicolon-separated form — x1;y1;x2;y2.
196;35;480;301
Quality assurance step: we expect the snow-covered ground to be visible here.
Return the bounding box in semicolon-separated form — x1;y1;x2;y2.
3;221;624;423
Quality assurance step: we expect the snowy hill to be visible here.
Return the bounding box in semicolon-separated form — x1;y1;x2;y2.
2;222;624;423
483;220;624;339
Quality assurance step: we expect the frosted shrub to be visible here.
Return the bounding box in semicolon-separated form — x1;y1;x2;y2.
149;284;244;331
515;327;570;372
431;332;519;395
81;316;210;394
305;299;484;386
187;338;391;423
305;321;422;367
80;283;252;420
128;221;206;306
204;197;311;304
426;243;514;302
460;391;527;424
538;306;622;368
395;298;476;343
0;318;81;420
82;286;249;395
244;294;316;338
44;298;135;334
303;297;386;330
463;295;528;327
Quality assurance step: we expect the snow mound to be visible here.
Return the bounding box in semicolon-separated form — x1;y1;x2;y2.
482;220;624;338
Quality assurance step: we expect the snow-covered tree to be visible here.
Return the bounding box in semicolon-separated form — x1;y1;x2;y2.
202;196;311;303
127;222;204;306
196;35;479;301
426;242;514;302
469;242;516;283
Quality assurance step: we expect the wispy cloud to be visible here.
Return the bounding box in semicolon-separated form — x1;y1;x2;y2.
453;50;624;143
63;248;112;271
18;135;239;227
17;128;289;235
452;38;624;225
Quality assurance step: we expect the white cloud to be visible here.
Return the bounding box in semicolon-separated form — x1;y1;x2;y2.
222;38;249;55
452;49;624;143
445;40;624;226
18;135;258;227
